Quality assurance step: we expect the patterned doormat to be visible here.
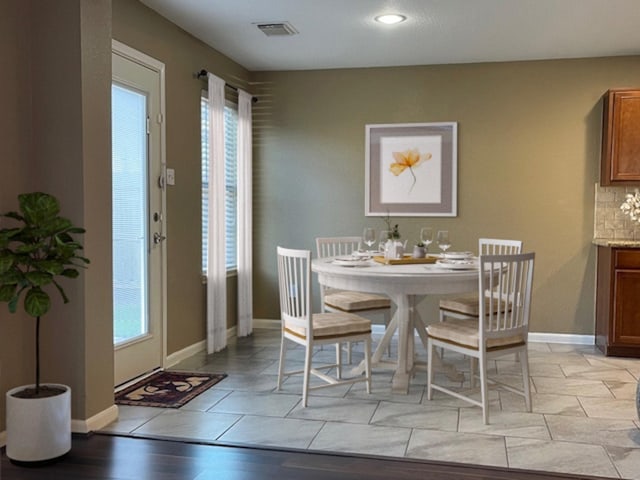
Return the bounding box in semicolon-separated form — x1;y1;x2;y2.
115;371;227;408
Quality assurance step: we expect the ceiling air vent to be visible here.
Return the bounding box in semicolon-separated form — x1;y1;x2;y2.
255;21;298;36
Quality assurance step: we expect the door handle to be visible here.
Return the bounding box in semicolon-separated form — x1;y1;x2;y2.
153;232;166;244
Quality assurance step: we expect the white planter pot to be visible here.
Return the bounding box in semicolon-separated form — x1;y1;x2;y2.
6;383;71;463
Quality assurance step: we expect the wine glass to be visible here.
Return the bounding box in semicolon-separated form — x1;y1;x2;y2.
436;230;451;256
420;227;433;251
362;227;376;252
378;230;390;253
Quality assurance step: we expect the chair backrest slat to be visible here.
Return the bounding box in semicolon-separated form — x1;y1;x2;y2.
479;252;535;343
277;246;312;331
479;239;523;302
316;236;361;258
479;238;522;256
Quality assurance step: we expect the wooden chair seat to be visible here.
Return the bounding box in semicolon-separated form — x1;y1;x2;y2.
324;290;391;312
440;294;511;318
285;312;372;340
427;318;525;351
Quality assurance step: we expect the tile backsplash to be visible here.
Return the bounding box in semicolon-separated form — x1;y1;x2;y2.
594;183;640;240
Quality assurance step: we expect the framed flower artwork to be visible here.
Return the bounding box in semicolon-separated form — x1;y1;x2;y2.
365;122;457;217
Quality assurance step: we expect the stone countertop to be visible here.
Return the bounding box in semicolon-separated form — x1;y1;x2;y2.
593;238;640;247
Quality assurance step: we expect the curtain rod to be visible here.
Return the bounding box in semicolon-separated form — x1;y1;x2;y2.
196;69;257;103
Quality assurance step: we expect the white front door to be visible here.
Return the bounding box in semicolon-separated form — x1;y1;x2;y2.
112;41;166;386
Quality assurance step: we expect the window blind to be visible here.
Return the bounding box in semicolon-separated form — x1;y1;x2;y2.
201;96;238;272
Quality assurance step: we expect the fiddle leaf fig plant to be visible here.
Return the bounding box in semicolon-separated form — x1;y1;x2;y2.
0;192;89;397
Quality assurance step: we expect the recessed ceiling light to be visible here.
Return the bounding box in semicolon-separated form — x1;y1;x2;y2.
375;14;407;25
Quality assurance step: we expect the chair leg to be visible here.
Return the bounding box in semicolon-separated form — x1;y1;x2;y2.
469;357;477;388
364;338;372;394
346;341;352;364
335;343;343;379
520;348;532;412
385;310;392;357
438;310;446;358
479;354;489;424
302;341;313;407
277;334;286;390
426;338;434;400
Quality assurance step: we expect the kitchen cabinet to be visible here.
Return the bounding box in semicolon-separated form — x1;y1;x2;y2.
600;89;640;186
595;246;640;357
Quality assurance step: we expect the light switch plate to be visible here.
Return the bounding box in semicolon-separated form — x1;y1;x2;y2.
166;168;175;186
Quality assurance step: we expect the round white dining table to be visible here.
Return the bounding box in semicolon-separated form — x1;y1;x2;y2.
312;256;480;393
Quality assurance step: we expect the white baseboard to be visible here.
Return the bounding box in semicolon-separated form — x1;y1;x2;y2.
528;332;594;345
0;404;120;443
166;340;207;368
252;318;281;329
165;325;246;368
71;404;119;433
249;321;594;345
227;325;237;339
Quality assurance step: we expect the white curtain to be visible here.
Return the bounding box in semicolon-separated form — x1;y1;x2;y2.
206;73;227;353
237;90;253;337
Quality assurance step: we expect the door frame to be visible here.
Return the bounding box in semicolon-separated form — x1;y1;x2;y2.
112;39;168;378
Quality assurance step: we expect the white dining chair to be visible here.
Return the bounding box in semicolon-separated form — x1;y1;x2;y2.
439;238;522;322
276;246;372;407
427;252;535;424
316;236;392;361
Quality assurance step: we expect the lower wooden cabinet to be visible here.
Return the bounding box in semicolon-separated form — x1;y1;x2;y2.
595;246;640;357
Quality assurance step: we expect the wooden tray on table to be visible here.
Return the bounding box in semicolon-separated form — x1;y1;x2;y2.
373;254;438;265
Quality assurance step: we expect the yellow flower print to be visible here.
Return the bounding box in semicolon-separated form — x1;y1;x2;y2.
389;149;432;192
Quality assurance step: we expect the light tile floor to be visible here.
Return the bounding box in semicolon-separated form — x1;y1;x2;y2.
101;328;640;479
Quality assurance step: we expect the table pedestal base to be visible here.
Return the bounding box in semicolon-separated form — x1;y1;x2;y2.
350;294;464;393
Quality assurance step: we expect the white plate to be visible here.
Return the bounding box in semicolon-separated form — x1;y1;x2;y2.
443;251;474;260
333;256;370;267
352;250;379;257
436;258;478;270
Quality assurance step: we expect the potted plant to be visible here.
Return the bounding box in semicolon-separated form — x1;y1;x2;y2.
412;241;427;259
382;214;404;259
0;192;89;463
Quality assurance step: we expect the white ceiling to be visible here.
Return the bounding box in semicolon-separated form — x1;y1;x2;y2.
139;0;640;71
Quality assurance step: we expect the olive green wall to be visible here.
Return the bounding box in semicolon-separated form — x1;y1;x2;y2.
0;0;113;431
112;0;249;352
252;57;640;334
0;0;36;434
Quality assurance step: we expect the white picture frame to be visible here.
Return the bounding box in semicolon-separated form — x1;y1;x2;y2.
365;122;457;217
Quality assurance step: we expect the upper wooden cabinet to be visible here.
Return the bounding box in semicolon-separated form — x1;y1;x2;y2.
601;88;640;185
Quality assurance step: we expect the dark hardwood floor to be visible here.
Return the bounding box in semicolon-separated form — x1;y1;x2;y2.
1;434;608;480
